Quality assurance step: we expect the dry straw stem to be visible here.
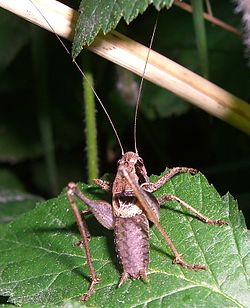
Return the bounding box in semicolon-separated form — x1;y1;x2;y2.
1;0;250;135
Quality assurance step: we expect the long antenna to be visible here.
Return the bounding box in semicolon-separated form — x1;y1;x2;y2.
133;14;159;154
28;0;125;155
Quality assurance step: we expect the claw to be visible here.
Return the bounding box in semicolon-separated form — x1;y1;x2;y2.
173;255;207;271
80;277;100;301
206;219;228;226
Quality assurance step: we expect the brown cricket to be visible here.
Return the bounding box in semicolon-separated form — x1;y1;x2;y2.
29;0;227;302
67;151;226;301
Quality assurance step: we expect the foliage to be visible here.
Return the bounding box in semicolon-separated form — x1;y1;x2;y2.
0;172;249;306
0;188;41;224
0;0;250;306
72;0;174;57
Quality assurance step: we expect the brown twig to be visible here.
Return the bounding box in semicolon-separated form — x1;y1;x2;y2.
174;0;242;37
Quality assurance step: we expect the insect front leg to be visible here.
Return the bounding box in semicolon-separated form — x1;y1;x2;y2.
93;179;111;191
142;167;198;192
67;182;114;301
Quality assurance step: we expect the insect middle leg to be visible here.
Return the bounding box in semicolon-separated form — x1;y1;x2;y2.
157;194;227;225
142;166;227;225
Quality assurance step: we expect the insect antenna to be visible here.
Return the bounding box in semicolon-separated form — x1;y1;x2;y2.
133;14;159;154
28;0;125;155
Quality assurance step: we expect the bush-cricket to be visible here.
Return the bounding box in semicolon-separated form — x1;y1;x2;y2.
29;0;227;301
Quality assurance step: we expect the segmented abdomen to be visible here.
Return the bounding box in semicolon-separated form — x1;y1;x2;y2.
114;214;149;280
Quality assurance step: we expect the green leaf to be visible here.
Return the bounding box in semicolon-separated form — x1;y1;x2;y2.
0;172;249;306
72;0;174;58
0;188;42;224
0;170;24;191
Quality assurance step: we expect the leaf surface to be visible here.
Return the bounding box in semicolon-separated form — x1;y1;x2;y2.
0;188;42;224
72;0;174;58
0;172;249;306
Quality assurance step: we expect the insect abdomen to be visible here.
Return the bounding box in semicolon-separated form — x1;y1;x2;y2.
114;214;149;283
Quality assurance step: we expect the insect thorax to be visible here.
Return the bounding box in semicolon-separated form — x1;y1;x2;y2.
113;191;143;218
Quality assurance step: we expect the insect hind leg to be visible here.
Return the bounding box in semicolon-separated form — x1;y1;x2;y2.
67;182;100;301
120;167;208;272
155;193;227;270
152;217;208;271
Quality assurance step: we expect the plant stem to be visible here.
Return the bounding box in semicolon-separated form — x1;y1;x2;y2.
191;0;209;78
83;70;98;182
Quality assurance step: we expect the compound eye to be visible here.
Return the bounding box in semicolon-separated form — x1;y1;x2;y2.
138;158;144;165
